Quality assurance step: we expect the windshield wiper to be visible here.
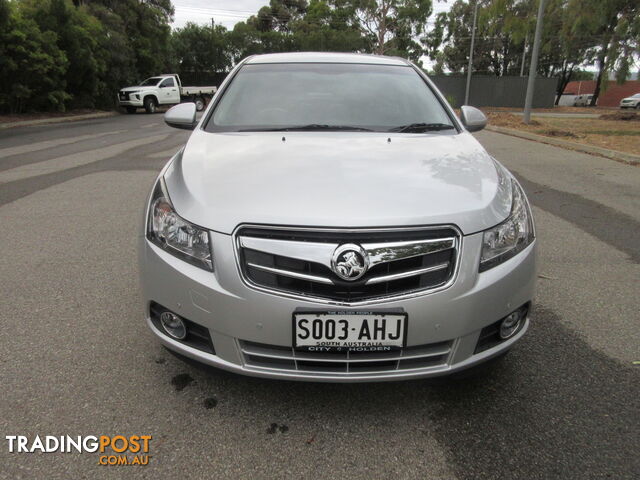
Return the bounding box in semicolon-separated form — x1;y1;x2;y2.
239;124;374;132
388;123;455;133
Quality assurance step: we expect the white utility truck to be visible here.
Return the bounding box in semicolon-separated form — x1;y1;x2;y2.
117;74;217;114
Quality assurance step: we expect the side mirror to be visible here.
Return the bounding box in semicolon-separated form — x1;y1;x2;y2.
460;105;487;132
164;103;197;130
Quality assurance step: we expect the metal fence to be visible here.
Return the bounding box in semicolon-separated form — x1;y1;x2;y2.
430;75;559;108
178;71;559;109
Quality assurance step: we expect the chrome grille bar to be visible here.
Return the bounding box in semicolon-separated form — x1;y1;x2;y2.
364;237;456;266
248;261;451;286
246;262;334;284
239;235;456;269
239;236;335;268
365;262;450;285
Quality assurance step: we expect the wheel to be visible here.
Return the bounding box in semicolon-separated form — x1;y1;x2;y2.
144;96;157;114
636;104;640;110
194;97;205;112
125;106;136;114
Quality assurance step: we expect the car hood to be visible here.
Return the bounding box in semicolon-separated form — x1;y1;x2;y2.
164;130;513;235
621;97;638;101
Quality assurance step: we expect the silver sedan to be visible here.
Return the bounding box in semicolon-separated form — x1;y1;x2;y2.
139;52;537;382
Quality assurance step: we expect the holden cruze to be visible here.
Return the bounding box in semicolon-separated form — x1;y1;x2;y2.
139;52;536;382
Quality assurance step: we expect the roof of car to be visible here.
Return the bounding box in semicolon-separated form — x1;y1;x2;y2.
244;52;410;66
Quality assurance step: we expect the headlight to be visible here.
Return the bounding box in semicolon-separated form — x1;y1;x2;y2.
479;178;535;272
146;177;213;270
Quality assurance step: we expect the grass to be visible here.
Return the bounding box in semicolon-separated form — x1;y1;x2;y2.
584;130;640;136
485;111;640;156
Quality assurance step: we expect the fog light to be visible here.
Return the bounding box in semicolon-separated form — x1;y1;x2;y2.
499;310;523;339
160;311;187;340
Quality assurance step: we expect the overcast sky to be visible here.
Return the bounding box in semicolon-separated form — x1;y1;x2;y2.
171;0;453;30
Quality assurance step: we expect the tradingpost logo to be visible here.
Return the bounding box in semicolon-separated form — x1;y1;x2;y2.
5;435;153;466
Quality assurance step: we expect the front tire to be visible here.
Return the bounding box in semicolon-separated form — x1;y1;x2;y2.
144;96;157;114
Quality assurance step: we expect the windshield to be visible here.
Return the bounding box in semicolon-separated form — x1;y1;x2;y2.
139;77;163;86
633;93;640;98
206;63;455;133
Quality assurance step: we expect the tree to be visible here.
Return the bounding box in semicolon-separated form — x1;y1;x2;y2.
0;0;69;112
569;0;640;105
21;0;106;108
85;2;137;107
81;0;174;80
425;0;594;96
251;0;308;32
351;0;433;61
229;0;370;61
293;0;368;52
171;22;232;79
426;0;504;74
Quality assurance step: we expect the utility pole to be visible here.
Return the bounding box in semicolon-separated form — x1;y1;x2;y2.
464;0;479;105
520;33;528;77
523;0;546;124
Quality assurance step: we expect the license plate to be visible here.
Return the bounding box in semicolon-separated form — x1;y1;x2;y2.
293;312;407;352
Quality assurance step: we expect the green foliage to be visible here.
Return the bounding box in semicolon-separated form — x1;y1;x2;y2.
422;0;636;104
0;0;69;112
571;69;594;81
0;0;174;113
171;22;233;76
293;0;368;52
427;0;539;76
568;0;639;102
228;0;371;61
2;0;636;113
351;0;433;61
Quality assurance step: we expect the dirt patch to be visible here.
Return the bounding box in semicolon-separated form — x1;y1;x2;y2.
486;112;540;128
599;112;640;122
538;129;581;138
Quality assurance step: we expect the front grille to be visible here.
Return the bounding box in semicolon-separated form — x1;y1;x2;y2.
235;226;460;303
240;339;452;374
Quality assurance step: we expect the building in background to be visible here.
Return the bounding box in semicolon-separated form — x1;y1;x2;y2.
562;80;640;107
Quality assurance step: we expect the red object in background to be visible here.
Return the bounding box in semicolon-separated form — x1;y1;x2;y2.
563;80;640;106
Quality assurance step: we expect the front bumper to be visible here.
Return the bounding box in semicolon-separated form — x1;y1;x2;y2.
139;231;537;382
117;94;144;107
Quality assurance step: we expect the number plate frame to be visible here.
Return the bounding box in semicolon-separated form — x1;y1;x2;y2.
292;311;408;352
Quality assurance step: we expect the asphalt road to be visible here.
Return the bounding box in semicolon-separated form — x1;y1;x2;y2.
0;113;638;479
